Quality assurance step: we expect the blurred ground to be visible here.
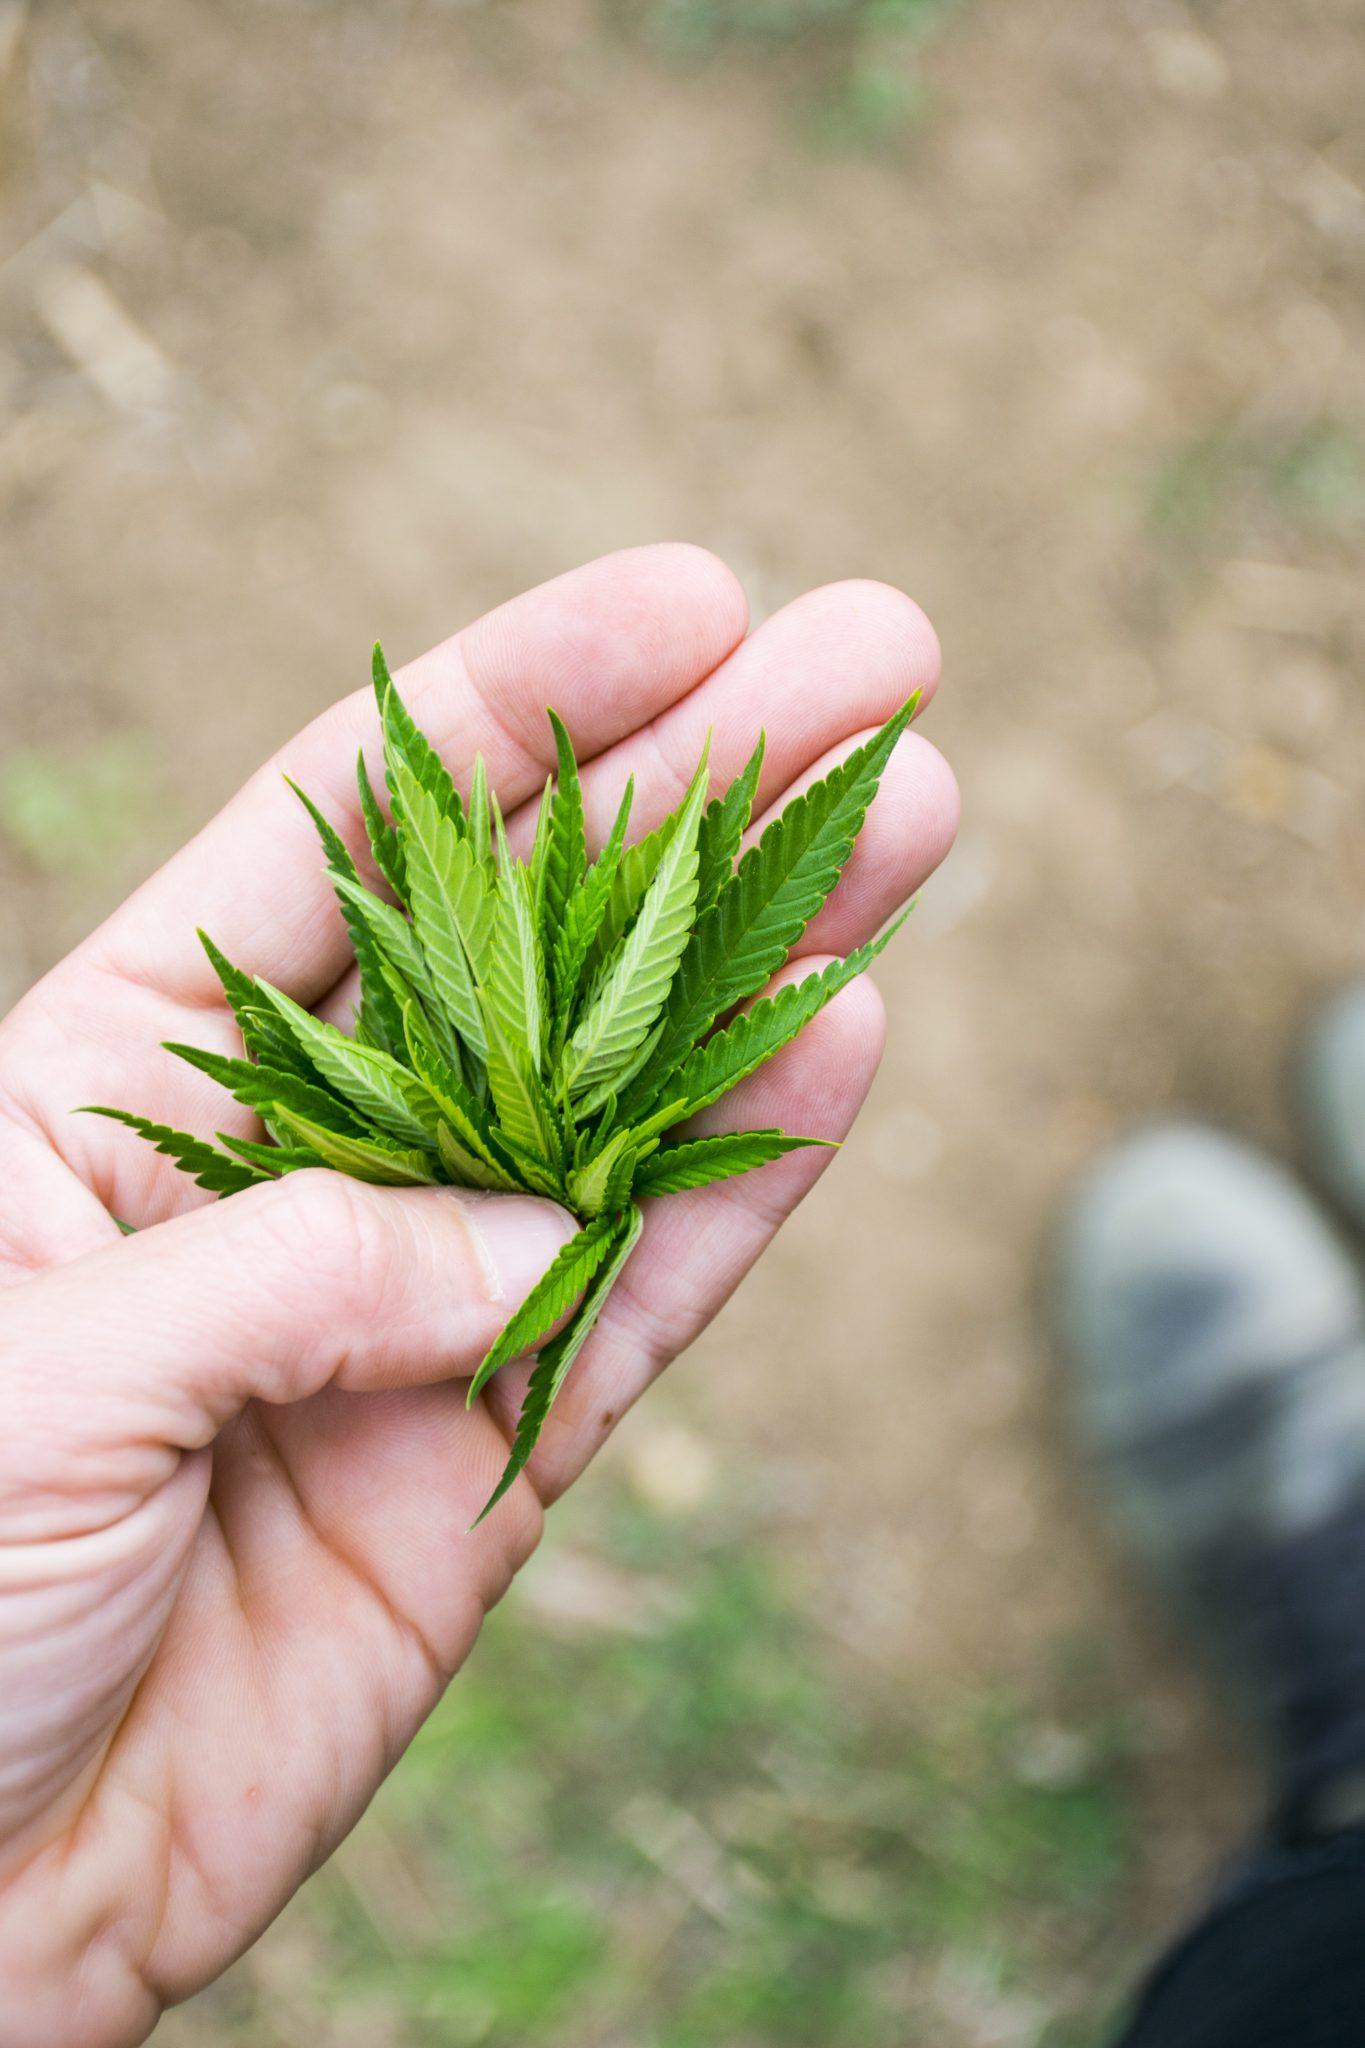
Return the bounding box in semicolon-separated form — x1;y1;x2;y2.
3;1;1365;2041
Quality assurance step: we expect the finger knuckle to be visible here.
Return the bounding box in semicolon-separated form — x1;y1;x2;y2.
251;1170;397;1318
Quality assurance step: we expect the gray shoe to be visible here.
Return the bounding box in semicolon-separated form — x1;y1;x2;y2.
1056;1123;1365;1837
1298;982;1365;1233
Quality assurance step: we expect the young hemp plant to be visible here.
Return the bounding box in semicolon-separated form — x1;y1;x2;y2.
86;650;918;1522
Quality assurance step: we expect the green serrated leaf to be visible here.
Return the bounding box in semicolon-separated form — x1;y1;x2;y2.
218;1131;323;1175
673;915;908;1118
162;1039;368;1139
561;744;710;1098
585;808;680;980
633;1129;831;1196
392;756;493;1060
329;874;469;1080
568;1124;646;1217
621;698;918;1116
695;732;765;916
528;775;553;930
468;753;491;871
257;982;436;1148
432;1122;501;1190
198;929;315;1078
375;643;466;831
481;1001;562;1167
466;1212;619;1405
402;1005;516;1191
552;775;635;1045
286;777;408;1059
79;1107;269;1196
542;708;587;942
356;748;405;896
570;1016;666;1122
272;1106;438;1186
472;1205;644;1527
486;856;547;1072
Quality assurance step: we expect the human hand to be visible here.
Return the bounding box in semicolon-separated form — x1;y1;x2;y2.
0;546;955;2046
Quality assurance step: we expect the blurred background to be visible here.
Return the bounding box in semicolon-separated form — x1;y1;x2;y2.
3;2;1365;2042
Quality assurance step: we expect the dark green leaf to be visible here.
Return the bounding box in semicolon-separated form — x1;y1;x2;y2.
633;1129;831;1196
695;732;764;916
79;1107;269;1196
472;1205;644;1527
466;1212;619;1404
356;747;404;896
161;1039;367;1138
218;1132;323;1175
198;929;314;1078
621;697;918;1115
672;916;908;1118
286;777;408;1059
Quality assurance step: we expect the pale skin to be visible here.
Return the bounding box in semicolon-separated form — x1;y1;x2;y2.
0;546;957;2046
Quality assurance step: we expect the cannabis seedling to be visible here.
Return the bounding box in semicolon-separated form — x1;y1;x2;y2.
87;649;917;1522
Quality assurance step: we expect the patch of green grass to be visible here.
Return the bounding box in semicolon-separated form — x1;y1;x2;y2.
1147;416;1365;551
176;1479;1138;2045
0;737;162;877
620;0;964;147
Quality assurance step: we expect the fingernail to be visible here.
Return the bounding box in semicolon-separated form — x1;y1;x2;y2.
456;1193;576;1308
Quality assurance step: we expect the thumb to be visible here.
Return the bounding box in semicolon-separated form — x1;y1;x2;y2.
2;1170;574;1457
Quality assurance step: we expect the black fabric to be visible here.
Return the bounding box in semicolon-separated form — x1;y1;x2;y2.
1235;1505;1365;1842
1114;1829;1365;2047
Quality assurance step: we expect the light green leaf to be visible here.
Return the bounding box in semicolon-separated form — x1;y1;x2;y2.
584;808;680;980
472;1205;644;1527
79;1107;269;1196
435;1122;507;1190
541;708;587;941
271;1106;438;1186
468;753;491;871
485;854;547;1071
257;982;436;1148
528;775;553;930
551;774;634;1039
375;643;466;830
330;874;468;1078
391;756;493;1060
568;1124;646;1217
633;1129;831;1196
466;1212;619;1405
402;1005;517;1191
481;1002;562;1166
569;1016;665;1121
621;697;918;1115
672;916;908;1118
560;744;710;1097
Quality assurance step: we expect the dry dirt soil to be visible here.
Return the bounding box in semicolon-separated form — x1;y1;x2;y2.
3;0;1365;1991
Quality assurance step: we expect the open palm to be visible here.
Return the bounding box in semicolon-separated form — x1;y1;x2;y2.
0;546;954;2047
